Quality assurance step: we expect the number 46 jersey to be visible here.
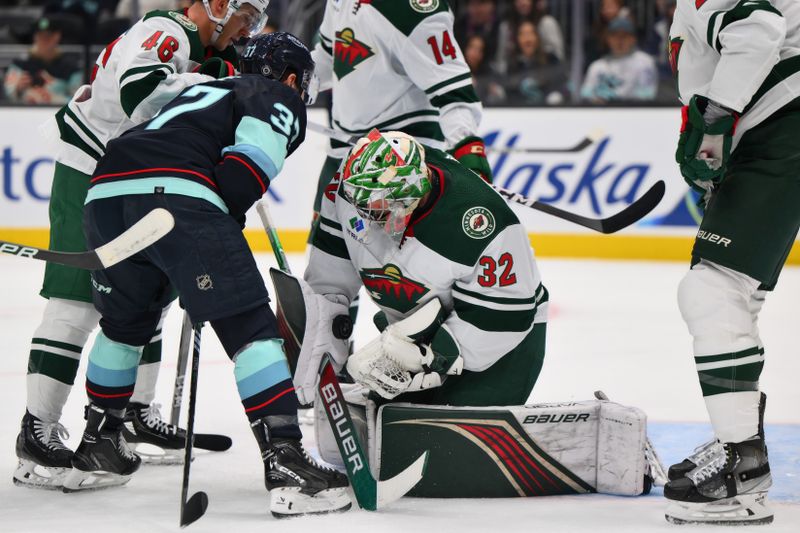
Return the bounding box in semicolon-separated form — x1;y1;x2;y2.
89;75;306;222
54;10;236;176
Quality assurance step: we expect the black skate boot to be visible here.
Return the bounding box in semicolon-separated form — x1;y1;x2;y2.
251;418;351;518
122;402;232;464
668;393;767;482
62;403;141;492
664;436;772;525
13;411;73;490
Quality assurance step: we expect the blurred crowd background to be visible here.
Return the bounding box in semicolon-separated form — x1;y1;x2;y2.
0;0;678;107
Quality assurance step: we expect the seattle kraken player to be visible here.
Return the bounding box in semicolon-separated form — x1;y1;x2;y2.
67;32;350;518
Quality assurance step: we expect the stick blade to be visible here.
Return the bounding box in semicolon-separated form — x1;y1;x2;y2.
193;433;232;452
180;491;208;527
599;180;665;233
376;451;428;509
95;207;175;268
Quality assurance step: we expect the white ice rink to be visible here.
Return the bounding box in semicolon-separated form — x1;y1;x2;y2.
1;253;798;532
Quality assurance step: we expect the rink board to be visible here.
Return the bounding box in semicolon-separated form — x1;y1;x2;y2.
0;106;797;263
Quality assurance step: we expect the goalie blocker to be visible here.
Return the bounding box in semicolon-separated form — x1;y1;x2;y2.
316;397;656;498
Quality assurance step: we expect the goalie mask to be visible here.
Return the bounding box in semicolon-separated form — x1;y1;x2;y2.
240;32;315;103
203;0;270;45
341;130;431;239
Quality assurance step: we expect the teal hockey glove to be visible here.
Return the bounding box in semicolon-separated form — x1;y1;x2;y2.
451;136;493;183
676;95;737;200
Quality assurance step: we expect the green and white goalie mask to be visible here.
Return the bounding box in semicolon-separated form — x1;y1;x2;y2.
203;0;270;45
341;130;432;240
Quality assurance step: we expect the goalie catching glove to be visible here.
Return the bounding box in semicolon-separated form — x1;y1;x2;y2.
346;298;464;399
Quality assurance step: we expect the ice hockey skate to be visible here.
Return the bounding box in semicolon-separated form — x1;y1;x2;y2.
13;411;73;490
62;404;141;493
664;437;772;525
667;438;723;481
251;419;351;518
122;402;232;464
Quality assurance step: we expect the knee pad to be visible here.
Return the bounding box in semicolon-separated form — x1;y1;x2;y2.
33;298;100;347
677;261;762;356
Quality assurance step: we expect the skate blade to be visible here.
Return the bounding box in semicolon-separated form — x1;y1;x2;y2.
62;467;133;493
130;442;185;465
12;460;69;490
665;493;773;525
270;487;352;518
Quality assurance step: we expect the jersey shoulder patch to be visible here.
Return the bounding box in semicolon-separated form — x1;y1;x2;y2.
142;10;205;62
370;0;451;36
414;147;518;266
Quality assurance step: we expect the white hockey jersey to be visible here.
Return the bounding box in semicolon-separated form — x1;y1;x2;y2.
305;148;547;372
52;10;237;175
312;0;482;158
669;0;800;148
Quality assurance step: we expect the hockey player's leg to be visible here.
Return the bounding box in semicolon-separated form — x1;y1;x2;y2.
665;261;771;524
63;332;144;492
211;307;351;518
15;298;100;489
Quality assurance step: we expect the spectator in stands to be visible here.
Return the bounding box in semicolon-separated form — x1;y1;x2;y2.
504;20;567;105
463;33;505;105
455;0;500;67
116;0;179;20
580;16;656;103
3;16;81;104
586;0;633;65
497;0;564;74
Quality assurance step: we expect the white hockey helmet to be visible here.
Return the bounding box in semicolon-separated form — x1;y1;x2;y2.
203;0;270;45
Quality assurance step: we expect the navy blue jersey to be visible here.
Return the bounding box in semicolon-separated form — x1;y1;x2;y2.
90;74;306;220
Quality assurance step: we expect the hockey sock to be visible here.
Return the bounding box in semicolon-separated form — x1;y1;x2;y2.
130;306;169;405
678;260;765;443
26;298;100;422
86;331;143;410
234;339;301;439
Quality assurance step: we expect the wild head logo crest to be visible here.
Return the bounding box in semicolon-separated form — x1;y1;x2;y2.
360;264;429;313
334;28;374;79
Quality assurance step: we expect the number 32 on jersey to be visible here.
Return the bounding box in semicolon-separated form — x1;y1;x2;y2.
478;253;517;287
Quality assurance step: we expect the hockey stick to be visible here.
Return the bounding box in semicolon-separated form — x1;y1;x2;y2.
170;312;232;452
257;199;429;510
304;121;664;233
306;121;602;154
180;323;208;527
0;207;174;269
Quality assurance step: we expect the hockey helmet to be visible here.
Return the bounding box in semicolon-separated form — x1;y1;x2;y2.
203;0;270;45
341;129;431;238
240;31;315;103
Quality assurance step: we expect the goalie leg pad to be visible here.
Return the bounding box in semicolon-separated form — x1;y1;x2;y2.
371;400;651;498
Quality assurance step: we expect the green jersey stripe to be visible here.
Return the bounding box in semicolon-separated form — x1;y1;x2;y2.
120;63;176;84
319;215;343;232
63;106;106;153
743;56;800;114
120;69;171;118
453;284;538;306
311;227;351;260
453;299;536;333
55;107;101;161
430;84;480;108
425;72;472;95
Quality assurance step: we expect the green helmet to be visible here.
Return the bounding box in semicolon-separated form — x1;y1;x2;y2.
341;129;431;236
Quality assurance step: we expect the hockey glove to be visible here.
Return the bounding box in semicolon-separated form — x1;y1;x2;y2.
452;136;493;183
196;57;236;79
676;95;737;202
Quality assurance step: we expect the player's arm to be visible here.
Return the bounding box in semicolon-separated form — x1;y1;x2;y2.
215;83;307;222
115;17;225;123
702;0;786;113
308;0;335;98
393;9;491;182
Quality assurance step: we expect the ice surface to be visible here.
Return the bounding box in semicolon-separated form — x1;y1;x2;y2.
1;254;797;532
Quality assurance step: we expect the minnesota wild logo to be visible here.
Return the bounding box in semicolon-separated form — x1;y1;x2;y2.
360;264;429;313
334;27;374;79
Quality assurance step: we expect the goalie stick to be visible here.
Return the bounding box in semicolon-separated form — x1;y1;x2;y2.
0;207;174;269
307;121;602;154
256;200;429;510
304;121;664;234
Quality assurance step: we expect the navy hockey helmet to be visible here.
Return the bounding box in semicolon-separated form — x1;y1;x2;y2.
240;32;315;103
